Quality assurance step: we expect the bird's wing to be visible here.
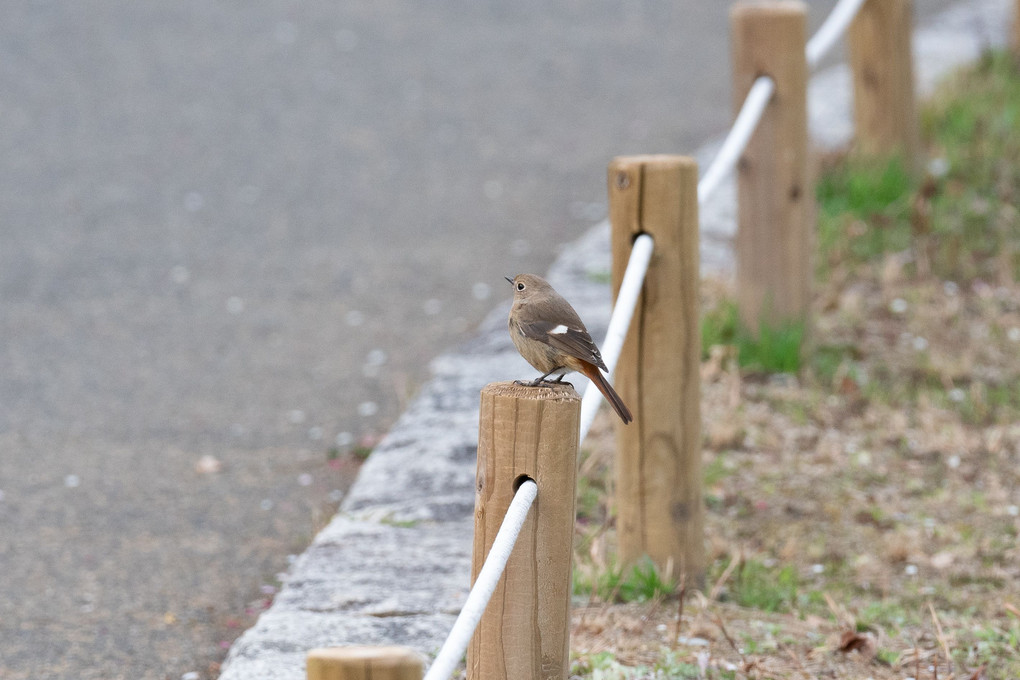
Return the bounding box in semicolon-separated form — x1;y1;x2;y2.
518;319;608;371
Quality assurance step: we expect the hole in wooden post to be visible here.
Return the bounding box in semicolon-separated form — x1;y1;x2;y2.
512;474;534;492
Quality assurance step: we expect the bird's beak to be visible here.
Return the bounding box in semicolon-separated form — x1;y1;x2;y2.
504;276;514;285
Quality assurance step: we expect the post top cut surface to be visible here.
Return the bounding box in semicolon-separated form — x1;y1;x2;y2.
609;154;696;169
307;646;425;662
482;381;580;403
306;648;426;668
730;0;807;19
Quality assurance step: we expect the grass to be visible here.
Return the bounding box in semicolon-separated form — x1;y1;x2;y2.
818;50;1020;284
571;50;1020;679
574;558;679;604
817;155;915;265
728;560;799;613
701;299;805;374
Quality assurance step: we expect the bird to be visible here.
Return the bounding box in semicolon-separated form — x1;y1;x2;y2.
506;273;633;424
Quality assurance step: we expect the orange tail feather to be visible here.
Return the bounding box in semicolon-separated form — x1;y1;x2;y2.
580;362;633;424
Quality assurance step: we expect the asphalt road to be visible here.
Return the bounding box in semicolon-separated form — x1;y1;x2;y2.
0;1;958;678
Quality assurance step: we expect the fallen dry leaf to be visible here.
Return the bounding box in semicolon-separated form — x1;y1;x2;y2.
837;630;877;660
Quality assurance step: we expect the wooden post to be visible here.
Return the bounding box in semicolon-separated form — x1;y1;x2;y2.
607;155;704;586
468;382;579;680
730;1;812;333
847;0;921;171
306;646;424;680
1013;0;1020;59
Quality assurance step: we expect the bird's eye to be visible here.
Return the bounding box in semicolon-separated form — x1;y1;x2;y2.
517;282;525;291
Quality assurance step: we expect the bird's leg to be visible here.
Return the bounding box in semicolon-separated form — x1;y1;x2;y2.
515;367;566;387
535;367;566;386
545;371;574;388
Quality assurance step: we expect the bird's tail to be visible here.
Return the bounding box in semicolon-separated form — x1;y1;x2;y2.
580;362;633;424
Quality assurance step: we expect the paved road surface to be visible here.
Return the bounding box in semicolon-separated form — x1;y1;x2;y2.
0;1;960;678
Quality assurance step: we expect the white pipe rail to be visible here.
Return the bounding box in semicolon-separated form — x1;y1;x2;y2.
806;0;867;68
578;233;653;443
696;75;776;205
423;479;538;680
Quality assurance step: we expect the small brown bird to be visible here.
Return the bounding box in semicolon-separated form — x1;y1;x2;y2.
506;274;633;424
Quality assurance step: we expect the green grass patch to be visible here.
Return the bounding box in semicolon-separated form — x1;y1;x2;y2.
570;651;704;680
702;453;733;487
817;156;914;266
574;558;678;603
576;473;606;523
727;559;799;613
701;299;804;374
701;298;741;352
817;50;1020;283
855;600;914;632
739;320;804;374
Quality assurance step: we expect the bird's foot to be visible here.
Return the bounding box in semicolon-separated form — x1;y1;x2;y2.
544;373;573;387
514;377;571;388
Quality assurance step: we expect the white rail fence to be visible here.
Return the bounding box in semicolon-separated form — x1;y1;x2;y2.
580;0;872;443
308;0;931;677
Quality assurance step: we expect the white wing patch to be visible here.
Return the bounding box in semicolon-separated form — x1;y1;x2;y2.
549;324;569;335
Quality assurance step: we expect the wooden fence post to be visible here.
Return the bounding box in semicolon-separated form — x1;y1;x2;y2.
607;155;703;586
1013;0;1020;59
306;646;424;680
847;0;921;171
730;1;812;334
468;382;579;680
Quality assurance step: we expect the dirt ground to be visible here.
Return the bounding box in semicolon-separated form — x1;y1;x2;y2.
569;50;1020;678
572;260;1020;678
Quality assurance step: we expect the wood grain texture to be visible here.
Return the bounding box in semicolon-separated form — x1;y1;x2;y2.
607;155;704;586
848;0;921;169
468;382;580;680
730;1;813;332
306;646;424;680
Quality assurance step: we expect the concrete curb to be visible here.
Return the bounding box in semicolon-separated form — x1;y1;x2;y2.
219;1;1012;677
